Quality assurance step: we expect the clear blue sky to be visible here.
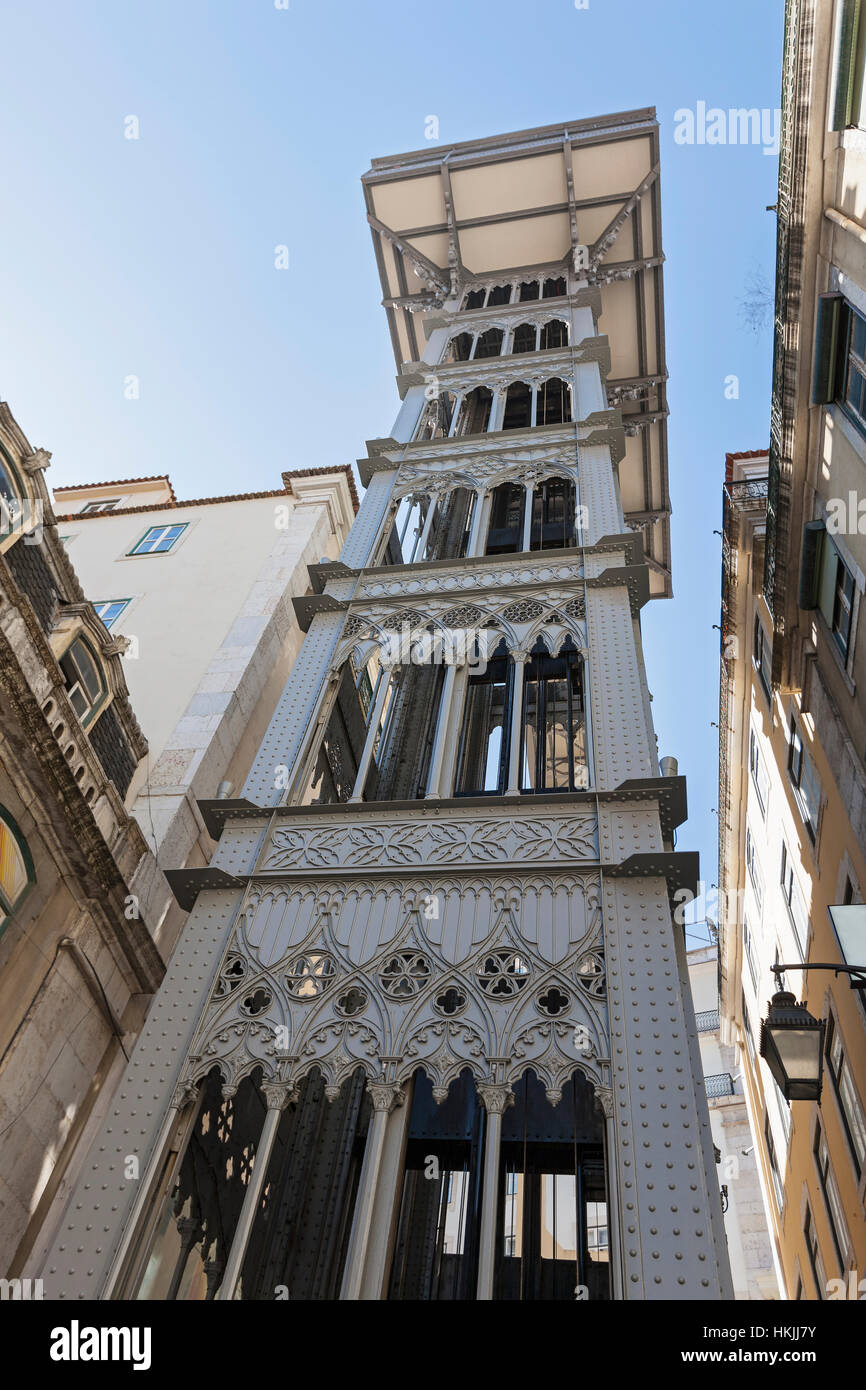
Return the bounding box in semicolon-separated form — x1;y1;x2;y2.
0;1;782;928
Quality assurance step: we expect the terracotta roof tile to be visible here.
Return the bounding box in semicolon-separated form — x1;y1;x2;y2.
53;474;177;501
724;448;769;483
54;465;359;521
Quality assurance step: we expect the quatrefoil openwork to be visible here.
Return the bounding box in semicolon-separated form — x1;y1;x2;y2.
379;950;432;999
285;953;337;999
477;950;531;998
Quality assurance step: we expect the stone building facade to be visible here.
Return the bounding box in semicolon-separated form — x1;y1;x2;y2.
717;0;866;1301
688;944;779;1299
0;402;167;1278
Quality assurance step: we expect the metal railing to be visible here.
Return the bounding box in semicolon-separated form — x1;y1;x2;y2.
695;1009;720;1033
704;1072;735;1098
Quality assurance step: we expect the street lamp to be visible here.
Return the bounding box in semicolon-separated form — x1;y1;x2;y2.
759;990;825;1102
759;957;866;1102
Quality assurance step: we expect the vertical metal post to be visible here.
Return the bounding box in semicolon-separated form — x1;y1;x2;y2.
341;1083;404;1300
476;1084;513;1300
217;1082;291;1301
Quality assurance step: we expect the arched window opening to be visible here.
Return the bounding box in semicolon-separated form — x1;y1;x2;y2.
487;284;512;307
454;640;511;796
388;1070;484;1301
0;453;19;513
530;476;577;551
497;1071;609;1301
299;637;449;805
60;636;106;725
540;319;568;351
417;393;454;441
367;653;444;801
131;1068;269;1301
382;494;421;565
387;1067;610;1302
485;483;525;556
447;333;473;363
473;328;504;359
464;288;486;310
0;446;31;545
426;487;476;562
542;276;567;299
502;382;532;431
519;280;540;302
130;1067;373;1301
296;654;383;805
457;387;492;436
511;323;538;355
0;808;34;930
520;641;587;792
536;378;571;426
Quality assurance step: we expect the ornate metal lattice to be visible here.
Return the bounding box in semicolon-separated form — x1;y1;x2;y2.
213;956;247;999
575;952;605;998
285;953;337;998
502;599;545;624
379;951;432;999
477;950;531;998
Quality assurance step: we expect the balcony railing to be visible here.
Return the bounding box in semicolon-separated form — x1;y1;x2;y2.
704;1072;735;1098
695;1009;720;1033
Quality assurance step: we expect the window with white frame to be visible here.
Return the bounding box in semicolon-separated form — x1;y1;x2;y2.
831;548;856;660
825;1012;866;1178
787;718;821;841
773;1073;792;1144
745;826;764;915
81;499;121;514
780;841;810;957
749;729;770;816
59;635;106;724
742;914;759;992
764;1111;783;1211
741;987;756;1060
813;1119;848;1269
803;1202;826;1299
129;523;187;555
753;612;772;698
93;599;131;630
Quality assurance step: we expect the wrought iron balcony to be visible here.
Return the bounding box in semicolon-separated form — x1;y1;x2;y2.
695;1008;720;1033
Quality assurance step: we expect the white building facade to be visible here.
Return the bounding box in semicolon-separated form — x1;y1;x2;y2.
52;470;356;953
688;944;779;1299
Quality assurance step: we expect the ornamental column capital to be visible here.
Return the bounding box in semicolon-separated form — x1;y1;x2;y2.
593;1084;614;1120
476;1083;515;1116
261;1080;295;1111
171;1079;200;1111
367;1081;405;1114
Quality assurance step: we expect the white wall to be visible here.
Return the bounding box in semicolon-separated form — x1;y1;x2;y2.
60;495;312;767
